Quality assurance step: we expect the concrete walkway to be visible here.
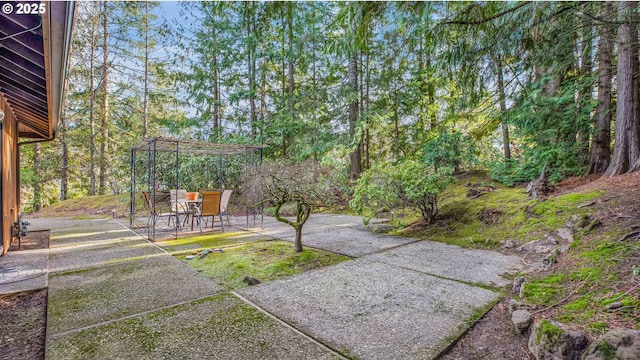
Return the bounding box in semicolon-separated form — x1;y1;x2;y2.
40;214;522;359
42;218;337;359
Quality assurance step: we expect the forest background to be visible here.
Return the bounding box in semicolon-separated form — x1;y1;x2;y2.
21;1;640;212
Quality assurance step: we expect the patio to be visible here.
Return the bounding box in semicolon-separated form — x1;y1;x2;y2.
128;137;265;241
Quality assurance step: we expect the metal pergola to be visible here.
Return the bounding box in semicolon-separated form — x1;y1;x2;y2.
129;137;264;241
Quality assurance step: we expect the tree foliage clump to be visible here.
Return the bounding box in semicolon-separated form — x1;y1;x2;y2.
423;129;477;173
243;161;346;252
351;159;454;224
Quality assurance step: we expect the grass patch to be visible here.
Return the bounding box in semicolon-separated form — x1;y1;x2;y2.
177;240;350;289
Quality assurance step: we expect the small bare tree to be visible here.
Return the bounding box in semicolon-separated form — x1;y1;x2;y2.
244;161;344;252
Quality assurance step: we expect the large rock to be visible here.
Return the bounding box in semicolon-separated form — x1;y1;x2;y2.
512;310;532;334
528;320;588;360
582;329;640;360
555;228;574;243
509;299;537;314
513;276;526;296
564;215;590;231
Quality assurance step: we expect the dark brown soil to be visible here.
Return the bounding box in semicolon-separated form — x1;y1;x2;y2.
0;289;47;360
438;299;531;360
9;230;50;251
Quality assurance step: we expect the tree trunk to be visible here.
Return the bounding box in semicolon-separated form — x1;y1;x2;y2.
213;53;219;138
259;60;266;125
495;57;511;160
587;2;614;174
365;33;370;170
604;1;640;176
60;107;68;201
281;5;287;160
99;0;109;195
348;7;361;180
427;54;437;129
33;144;41;212
348;52;361;179
142;0;149;138
287;2;295;155
89;18;96;196
577;14;593;162
294;226;302;252
247;3;257;139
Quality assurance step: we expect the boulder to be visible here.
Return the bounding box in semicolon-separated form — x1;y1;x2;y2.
512;310;533;334
555;228;574;243
528;320;588;360
513;276;526;296
243;276;261;285
518;240;542;252
582;329;640;360
533;245;554;254
524;248;561;274
509;299;538;314
564;215;590;231
501;239;518;249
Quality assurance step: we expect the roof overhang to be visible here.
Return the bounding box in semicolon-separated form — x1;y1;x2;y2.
0;1;75;139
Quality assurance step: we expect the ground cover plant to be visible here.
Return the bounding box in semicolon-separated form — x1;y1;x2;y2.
175;240;350;289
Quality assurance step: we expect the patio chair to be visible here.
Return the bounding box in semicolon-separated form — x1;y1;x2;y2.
220;189;233;225
169;189;191;228
142;191;171;226
193;191;224;233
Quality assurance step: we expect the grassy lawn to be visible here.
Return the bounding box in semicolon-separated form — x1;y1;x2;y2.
176;240;350;290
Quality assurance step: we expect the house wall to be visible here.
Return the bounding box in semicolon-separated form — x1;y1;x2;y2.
0;94;18;255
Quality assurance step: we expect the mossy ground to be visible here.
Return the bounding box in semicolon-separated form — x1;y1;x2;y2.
32;193;131;218
157;231;259;254
394;171;601;249
176;240;350;290
522;225;640;333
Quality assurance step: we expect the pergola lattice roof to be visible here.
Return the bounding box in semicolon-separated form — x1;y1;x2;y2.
131;137;265;156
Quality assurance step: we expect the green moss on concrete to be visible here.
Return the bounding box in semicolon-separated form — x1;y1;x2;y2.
48;294;331;359
178;240;350;290
159;231;264;254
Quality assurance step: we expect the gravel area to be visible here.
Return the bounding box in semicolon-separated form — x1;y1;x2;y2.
47;293;336;360
366;241;522;287
239;259;500;360
47;255;222;336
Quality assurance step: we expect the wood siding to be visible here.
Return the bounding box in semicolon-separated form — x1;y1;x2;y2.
1;94;19;255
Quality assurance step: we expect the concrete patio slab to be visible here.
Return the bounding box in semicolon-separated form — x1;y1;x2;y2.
0;248;48;294
245;215;415;257
366;241;522;287
239;259;500;360
49;237;164;274
47;255;223;336
47;293;337;360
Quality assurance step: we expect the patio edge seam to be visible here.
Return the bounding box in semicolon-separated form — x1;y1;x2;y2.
231;290;351;360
